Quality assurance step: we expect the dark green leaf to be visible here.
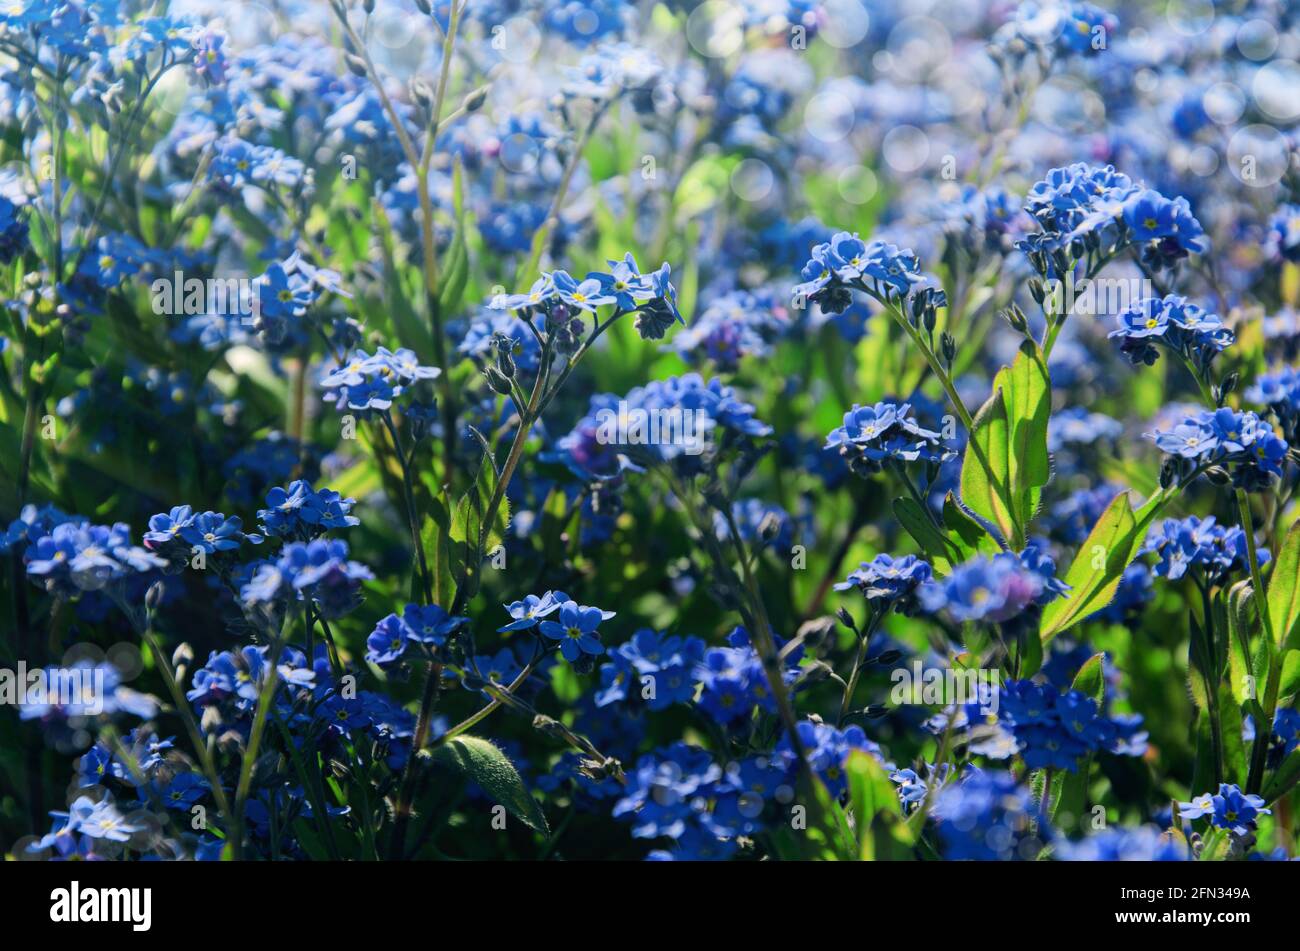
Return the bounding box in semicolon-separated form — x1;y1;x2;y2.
431;735;550;835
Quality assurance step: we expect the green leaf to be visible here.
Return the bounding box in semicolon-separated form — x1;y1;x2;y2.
1226;581;1258;706
438;228;469;317
1279;649;1300;700
448;446;510;601
373;202;434;357
1266;520;1300;649
941;492;1000;561
1219;682;1247;787
1262;748;1300;804
432;736;550;835
1188;613;1214;712
1198;826;1232;861
420;492;456;607
958;341;1051;550
1071;653;1107;704
1039;488;1169;643
1190;710;1214;798
892;497;954;572
846;750;912;861
1052;759;1090;832
959;387;1016;545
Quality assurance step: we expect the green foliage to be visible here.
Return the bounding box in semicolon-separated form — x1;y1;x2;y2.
1267;520;1300;649
1040;489;1170;643
432;736;550;835
959;341;1050;550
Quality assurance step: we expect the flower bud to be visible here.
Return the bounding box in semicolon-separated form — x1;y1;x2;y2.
484;366;513;395
344;52;368;78
1159;456;1179;489
940;331;957;365
495;347;515;379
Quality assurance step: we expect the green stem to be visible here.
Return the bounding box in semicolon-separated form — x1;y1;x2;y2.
1238;488;1280;794
381;410;432;604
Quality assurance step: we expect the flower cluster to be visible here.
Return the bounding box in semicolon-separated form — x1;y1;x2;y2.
1178;784;1271;836
793;232;925;313
1020;163;1207;273
696;627;801;727
553;373;771;480
241;539;374;620
834;553;932;611
320;347;441;415
1108;295;1233;369
491;254;683;341
257;481;360;539
1142;516;1268;582
143;506;262;564
824;401;952;475
22;519;164;597
991;679;1147;771
366;604;469;668
919;549;1066;623
933;769;1044;861
595;629;706;711
1148;408;1290;490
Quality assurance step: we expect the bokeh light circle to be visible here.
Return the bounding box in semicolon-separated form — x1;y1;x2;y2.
882;125;930;173
818;0;872;49
804;90;856;142
1227;124;1291;189
730;158;775;202
686;1;746;59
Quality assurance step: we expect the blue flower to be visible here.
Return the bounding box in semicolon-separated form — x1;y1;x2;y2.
595;628;706;710
1178;783;1270;836
498;590;568;632
258;480;360;539
539;600;613;661
158;773;209;810
550;269;616;313
919;552;1056;623
180;512;261;554
1143;516;1267;582
1149;409;1290;489
993;680;1141;771
794;232;923;311
933;768;1044;860
489;275;556;311
825;400;951;474
0;194;29;263
696;627;801;726
366;614;410;667
776;720;893;798
403;602;467;645
1152;415;1218;458
192;29;228;85
1265;203;1300;263
24;520;164;595
1056;826;1187;861
834;553;932;608
1109;296;1231;367
612;743;723;841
